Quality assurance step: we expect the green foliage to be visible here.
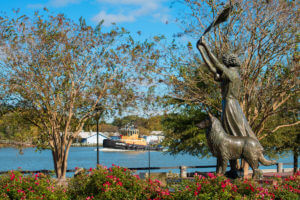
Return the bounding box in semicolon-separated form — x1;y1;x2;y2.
83;119;118;133
112;115;148;129
0;9;161;178
161;105;210;157
1;167;299;200
168;172;300;200
157;0;299;162
68;165;171;200
112;115;164;135
0;110;38;142
260;95;300;159
0;171;68;200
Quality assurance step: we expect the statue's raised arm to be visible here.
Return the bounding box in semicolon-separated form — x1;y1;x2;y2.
197;37;235;81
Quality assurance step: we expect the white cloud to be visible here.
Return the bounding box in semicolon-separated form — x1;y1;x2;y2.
27;0;170;26
92;11;135;26
93;0;169;26
153;13;169;24
49;0;81;7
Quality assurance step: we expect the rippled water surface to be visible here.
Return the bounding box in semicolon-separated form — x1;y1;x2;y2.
0;147;296;174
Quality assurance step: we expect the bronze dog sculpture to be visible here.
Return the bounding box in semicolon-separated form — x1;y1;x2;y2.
197;115;276;178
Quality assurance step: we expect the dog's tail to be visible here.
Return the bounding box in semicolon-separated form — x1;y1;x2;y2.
258;153;277;166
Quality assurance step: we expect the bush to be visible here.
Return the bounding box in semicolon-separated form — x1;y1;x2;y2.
168;171;300;200
68;164;172;200
1;167;299;200
0;171;68;200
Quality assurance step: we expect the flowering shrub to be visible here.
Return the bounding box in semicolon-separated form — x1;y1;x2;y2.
271;171;300;200
168;171;300;200
68;164;172;200
0;171;68;200
1;167;299;200
169;173;243;199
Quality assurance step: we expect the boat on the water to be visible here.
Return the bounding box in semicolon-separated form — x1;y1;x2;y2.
103;125;163;151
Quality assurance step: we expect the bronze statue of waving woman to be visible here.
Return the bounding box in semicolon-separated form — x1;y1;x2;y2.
196;37;258;141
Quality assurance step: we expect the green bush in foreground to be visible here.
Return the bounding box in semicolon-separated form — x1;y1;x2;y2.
169;172;300;200
0;171;67;200
68;164;171;200
0;166;299;200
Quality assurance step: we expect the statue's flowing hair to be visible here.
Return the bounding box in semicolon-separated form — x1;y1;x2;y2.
222;54;241;67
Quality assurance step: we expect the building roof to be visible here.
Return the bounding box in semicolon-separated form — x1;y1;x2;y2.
79;131;110;139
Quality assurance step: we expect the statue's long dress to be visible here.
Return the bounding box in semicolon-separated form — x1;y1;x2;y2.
220;74;261;171
220;76;257;139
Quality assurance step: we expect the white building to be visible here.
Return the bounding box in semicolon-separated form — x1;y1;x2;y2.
79;131;110;145
145;131;165;144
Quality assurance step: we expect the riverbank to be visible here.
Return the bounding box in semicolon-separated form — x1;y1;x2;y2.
0;139;34;148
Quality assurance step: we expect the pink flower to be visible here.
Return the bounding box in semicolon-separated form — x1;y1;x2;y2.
197;184;201;191
35;182;39;185
194;190;198;196
103;181;111;187
155;179;162;185
161;190;170;196
221;182;226;188
133;175;140;180
17;189;25;193
231;185;237;192
207;172;216;179
117;181;123;186
10;173;15;181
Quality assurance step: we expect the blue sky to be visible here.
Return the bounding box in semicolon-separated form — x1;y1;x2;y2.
0;0;182;38
0;0;189;121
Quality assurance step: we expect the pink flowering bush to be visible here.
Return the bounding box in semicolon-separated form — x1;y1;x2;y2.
0;171;68;200
271;171;300;200
170;173;243;199
169;171;300;200
68;164;173;200
1;167;299;200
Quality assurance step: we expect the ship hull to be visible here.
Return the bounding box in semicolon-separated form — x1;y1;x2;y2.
103;139;162;151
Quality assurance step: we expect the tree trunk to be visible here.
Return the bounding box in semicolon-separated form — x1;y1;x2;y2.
51;144;71;180
294;146;298;174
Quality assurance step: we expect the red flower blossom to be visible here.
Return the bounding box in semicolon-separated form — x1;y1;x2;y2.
117;181;123;186
103;181;111;187
10;173;15;181
194;190;198;196
208;172;216;179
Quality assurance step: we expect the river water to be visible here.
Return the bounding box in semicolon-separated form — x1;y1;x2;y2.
0;147;296;175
